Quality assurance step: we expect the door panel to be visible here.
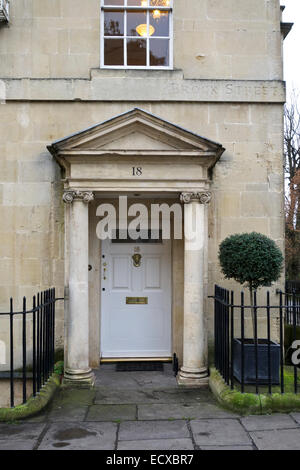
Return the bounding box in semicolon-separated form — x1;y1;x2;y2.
112;256;132;290
144;257;161;290
101;239;171;358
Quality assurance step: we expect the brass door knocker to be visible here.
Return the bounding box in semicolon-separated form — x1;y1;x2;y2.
132;253;142;268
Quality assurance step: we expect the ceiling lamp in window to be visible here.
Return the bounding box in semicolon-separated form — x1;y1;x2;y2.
140;0;170;20
150;0;170;19
152;9;161;19
136;23;155;37
149;0;170;5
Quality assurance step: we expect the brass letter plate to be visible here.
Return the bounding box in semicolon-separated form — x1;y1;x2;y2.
126;297;148;305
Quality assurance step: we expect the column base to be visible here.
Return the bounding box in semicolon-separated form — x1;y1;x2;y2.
63;368;95;388
177;367;209;388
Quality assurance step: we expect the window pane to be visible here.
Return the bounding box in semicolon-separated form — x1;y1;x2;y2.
150;0;171;5
128;0;147;5
150;38;169;66
150;0;171;7
104;0;124;5
150;11;169;36
127;38;146;66
104;39;124;65
104;11;124;36
127;10;147;37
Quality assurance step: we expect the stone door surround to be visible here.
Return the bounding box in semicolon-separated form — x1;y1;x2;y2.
48;108;225;387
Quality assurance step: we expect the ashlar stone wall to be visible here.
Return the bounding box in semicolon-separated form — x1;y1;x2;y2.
0;0;286;367
0;0;283;80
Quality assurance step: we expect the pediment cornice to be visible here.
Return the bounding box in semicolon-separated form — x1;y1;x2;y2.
48;108;225;170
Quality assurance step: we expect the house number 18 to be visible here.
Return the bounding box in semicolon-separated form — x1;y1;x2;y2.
132;167;143;176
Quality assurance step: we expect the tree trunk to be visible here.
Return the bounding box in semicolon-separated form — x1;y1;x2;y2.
249;285;256;339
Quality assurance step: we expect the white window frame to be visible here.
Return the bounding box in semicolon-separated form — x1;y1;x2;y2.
100;0;173;70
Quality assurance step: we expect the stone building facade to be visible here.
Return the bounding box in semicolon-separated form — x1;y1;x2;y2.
0;0;290;386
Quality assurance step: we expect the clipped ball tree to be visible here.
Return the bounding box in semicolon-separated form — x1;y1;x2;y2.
219;232;284;333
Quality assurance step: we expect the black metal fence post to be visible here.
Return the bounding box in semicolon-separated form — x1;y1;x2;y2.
241;291;245;393
214;285;218;372
293;291;298;395
32;295;37;397
225;289;230;385
230;290;234;390
254;291;259;395
37;292;40;393
9;298;14;408
39;292;43;390
22;296;27;404
267;291;272;395
279;291;285;394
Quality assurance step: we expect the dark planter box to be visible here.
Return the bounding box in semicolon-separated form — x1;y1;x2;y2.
233;338;280;385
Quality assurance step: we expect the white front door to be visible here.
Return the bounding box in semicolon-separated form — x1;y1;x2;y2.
101;237;172;358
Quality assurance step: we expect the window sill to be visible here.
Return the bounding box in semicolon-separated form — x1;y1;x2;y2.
91;68;183;79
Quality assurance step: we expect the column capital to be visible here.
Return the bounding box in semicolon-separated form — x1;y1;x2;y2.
63;190;94;205
180;191;212;205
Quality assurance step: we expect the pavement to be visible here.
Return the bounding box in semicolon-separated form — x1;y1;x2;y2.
0;364;300;450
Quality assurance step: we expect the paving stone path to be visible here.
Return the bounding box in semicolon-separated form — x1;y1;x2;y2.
0;364;300;450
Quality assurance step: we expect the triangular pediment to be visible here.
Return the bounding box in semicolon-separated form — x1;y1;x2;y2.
48;108;225;157
100;131;178;151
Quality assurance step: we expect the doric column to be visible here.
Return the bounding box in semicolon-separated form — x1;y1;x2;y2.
63;190;95;386
178;191;212;387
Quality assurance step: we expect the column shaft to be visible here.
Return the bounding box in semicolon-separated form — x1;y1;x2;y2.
63;191;94;386
178;192;211;387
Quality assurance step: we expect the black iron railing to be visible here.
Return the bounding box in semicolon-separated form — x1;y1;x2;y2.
286;280;300;294
286;282;300;326
212;285;300;395
0;288;63;408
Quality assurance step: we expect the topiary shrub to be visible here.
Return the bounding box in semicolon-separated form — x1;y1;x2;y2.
219;232;284;333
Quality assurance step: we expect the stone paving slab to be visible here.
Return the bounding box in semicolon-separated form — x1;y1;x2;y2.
95;371;178;390
190;419;252;447
153;389;215;404
0;423;45;441
0;440;37;450
126;372;178;389
47;404;88;422
241;414;298;432
20;412;48;423
95;389;161;405
53;388;96;406
250;428;300;450
95;388;211;405
200;446;254;451
38;422;117;450
138;403;237;421
86;404;137;422
291;413;300;425
118;439;194;450
95;372;144;390
119;420;190;441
